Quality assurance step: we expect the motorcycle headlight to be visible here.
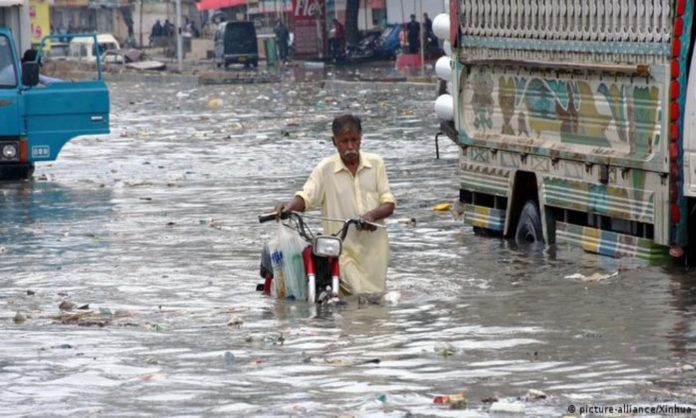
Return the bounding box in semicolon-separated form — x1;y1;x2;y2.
313;236;342;258
2;143;17;160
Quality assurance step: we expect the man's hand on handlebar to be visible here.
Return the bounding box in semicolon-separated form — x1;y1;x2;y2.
359;213;378;231
273;202;286;221
273;196;307;221
360;203;395;231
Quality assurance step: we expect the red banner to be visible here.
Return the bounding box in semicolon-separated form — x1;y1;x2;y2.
450;0;458;44
292;0;325;57
196;0;246;11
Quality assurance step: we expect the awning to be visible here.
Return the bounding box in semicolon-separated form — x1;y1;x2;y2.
196;0;246;11
0;0;24;6
52;0;90;7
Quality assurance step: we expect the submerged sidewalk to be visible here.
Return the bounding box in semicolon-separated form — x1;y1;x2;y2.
102;46;439;86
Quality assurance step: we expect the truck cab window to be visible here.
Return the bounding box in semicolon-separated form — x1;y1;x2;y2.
0;36;16;87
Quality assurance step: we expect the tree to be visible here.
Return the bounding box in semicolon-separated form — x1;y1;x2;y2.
345;0;360;44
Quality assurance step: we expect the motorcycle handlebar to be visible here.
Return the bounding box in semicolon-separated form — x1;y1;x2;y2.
259;211;383;240
258;211;290;223
258;213;276;223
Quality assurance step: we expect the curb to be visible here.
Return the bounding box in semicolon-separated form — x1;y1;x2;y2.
103;72;199;84
322;79;437;95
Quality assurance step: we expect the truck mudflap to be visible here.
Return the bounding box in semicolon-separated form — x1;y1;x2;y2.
555;222;669;263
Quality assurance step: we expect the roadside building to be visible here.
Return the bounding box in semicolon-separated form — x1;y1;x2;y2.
0;0;31;53
50;0;131;40
192;0;445;59
49;0;201;49
384;0;443;25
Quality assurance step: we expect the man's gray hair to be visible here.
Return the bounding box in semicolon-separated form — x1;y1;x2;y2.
332;114;362;136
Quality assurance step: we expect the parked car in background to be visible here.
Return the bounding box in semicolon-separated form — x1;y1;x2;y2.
68;33;121;63
331;26;402;64
214;21;258;68
376;24;401;58
42;41;70;60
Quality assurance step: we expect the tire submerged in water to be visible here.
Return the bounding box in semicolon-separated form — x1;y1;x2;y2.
515;200;544;244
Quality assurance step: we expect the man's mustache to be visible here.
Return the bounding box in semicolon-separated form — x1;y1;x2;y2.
344;150;359;157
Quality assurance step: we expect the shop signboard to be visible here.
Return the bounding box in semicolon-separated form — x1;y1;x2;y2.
29;0;50;45
292;0;325;57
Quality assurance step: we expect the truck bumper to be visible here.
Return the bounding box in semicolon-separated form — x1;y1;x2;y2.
0;163;34;181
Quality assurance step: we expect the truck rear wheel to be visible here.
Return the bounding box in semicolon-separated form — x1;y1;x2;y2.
515;200;544;244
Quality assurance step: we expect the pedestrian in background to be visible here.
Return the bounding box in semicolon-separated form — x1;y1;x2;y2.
423;13;437;49
329;18;345;57
399;23;408;50
150;19;163;47
163;19;174;37
274;20;290;64
406;14;420;54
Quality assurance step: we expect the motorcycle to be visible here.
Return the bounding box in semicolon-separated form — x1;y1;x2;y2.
329;32;382;64
257;211;381;303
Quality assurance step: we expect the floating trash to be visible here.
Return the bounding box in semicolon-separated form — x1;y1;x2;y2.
564;271;618;282
224;351;235;367
147;323;169;332
227;316;243;327
382;291;401;306
490;401;526;414
58;301;75;311
525;389;547;400
434;341;456;357
13;311;26;324
433;392;467;409
208;97;223;109
433;203;451;212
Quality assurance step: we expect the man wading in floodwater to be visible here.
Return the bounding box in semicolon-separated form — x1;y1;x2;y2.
274;114;396;294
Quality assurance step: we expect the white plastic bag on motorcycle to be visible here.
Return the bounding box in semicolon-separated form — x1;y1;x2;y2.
269;223;307;300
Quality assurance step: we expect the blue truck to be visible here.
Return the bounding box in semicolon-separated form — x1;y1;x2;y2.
0;29;110;180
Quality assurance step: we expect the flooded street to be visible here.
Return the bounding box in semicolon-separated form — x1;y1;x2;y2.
2;73;696;416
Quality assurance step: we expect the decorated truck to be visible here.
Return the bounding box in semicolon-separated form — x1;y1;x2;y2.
0;29;109;180
434;1;696;263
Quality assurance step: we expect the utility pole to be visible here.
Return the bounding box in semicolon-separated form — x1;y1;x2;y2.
363;0;367;32
139;0;144;48
419;0;424;76
176;0;182;72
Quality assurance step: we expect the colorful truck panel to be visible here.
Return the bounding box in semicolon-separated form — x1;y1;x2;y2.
441;0;695;262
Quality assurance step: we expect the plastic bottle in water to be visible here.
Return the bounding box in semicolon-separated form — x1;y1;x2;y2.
270;250;286;298
284;252;306;300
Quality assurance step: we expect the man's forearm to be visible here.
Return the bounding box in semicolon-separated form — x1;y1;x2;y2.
363;202;395;222
285;195;307;212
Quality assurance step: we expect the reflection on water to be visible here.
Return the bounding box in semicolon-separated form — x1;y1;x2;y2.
0;80;695;416
0;180;113;276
